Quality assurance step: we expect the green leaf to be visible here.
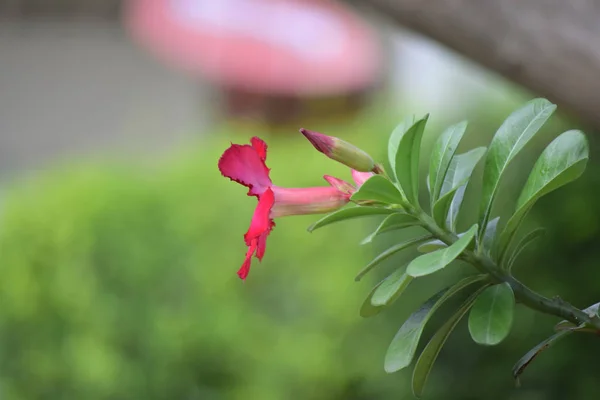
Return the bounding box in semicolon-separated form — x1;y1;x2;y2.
391;115;429;205
307;206;395;232
371;268;413;307
497;130;589;261
412;284;489;397
388;115;416;185
406;225;477;277
586;302;600;316
512;330;571;381
432;148;486;227
482;217;500;254
428;121;468;206
505;228;545;271
554;302;600;331
417;239;447;253
446;184;466;232
360;212;420;245
355;235;432;281
478;98;556;242
385;274;487;373
418;231;472;253
468;283;515;345
360;281;385;318
351;175;404;205
441;148;487;197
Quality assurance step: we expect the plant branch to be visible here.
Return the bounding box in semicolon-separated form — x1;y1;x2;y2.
410;208;600;331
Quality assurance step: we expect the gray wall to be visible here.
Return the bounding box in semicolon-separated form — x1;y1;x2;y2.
0;18;214;175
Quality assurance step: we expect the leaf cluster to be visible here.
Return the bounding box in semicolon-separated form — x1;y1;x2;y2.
309;99;595;396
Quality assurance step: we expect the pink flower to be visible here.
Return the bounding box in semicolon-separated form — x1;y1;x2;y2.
219;137;372;280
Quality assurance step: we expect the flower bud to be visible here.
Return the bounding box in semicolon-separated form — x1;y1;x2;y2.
300;128;376;172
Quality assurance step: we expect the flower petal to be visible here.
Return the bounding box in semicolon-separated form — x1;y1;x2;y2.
251;136;268;161
255;226;273;261
238;240;257;280
244;188;275;246
218;139;272;197
352;170;374;188
323;175;354;195
237;188;275;280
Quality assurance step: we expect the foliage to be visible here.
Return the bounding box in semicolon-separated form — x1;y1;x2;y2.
309;98;599;397
0;134;399;400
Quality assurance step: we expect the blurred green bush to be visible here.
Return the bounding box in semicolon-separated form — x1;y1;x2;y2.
0;120;408;400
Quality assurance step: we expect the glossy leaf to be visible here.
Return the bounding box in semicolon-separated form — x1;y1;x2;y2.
355;235;432;282
351;175;404;205
512;330;571;381
478;98;556;242
468;283;515;345
505;228;545;271
432;148;486;227
407;225;477;277
385;275;487;373
307;206;395;232
371;267;413;307
429;121;468;206
482;217;500;254
388;115;416;185
360;281;385;318
498;130;589;260
412;284;489;397
446;184;466;232
360;213;420;245
391;115;429;205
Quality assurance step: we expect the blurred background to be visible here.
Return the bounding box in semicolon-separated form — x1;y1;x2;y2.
0;0;598;399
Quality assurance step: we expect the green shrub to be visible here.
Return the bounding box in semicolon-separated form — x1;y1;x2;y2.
0;123;405;400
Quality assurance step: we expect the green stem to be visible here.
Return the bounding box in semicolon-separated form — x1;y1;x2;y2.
410;208;600;331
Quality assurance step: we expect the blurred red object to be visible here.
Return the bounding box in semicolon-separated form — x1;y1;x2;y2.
125;0;381;95
125;0;383;124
